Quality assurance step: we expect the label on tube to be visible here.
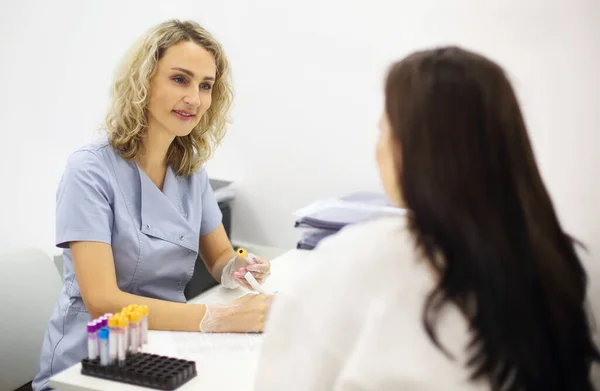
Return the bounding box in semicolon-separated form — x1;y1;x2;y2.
87;322;97;360
99;327;109;366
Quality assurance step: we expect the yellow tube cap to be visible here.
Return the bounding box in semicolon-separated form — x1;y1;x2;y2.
118;316;129;329
237;248;248;259
131;312;142;323
108;316;118;328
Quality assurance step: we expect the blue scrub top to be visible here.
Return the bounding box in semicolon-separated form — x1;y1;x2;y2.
33;139;222;391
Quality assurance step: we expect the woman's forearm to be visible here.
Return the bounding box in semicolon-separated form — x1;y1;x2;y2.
91;290;206;332
209;248;238;282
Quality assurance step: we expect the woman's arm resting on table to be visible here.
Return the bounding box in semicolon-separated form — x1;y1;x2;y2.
71;241;205;332
73;238;272;334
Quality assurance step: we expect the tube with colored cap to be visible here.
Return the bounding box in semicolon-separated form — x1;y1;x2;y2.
117;316;128;366
236;247;266;294
98;327;109;366
108;316;118;364
121;309;131;352
87;322;98;360
129;311;141;353
140;305;149;345
133;308;144;350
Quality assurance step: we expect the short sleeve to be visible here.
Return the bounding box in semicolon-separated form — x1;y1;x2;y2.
55;151;114;248
198;169;223;235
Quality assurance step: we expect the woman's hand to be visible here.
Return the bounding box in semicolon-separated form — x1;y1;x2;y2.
233;255;271;290
199;294;275;333
221;252;271;292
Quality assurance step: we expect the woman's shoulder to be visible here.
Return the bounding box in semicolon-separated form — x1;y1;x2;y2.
289;215;425;303
279;215;435;359
317;215;417;271
66;138;112;166
60;138;115;191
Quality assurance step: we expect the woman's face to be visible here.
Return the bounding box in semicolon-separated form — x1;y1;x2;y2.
146;40;217;139
376;113;404;207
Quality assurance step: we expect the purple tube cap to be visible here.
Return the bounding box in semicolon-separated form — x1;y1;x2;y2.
87;323;96;333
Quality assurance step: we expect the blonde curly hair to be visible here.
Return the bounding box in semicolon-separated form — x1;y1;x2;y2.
105;19;233;176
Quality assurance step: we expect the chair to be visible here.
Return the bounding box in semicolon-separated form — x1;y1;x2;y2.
0;247;63;391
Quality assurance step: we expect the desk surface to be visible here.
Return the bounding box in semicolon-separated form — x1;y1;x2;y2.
48;249;312;391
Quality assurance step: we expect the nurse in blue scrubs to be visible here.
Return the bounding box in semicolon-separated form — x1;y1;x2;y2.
33;19;272;390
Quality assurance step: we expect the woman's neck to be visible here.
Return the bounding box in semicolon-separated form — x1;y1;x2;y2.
137;129;174;169
136;130;175;189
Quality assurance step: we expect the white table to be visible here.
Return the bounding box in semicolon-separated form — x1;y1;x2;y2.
48;249;312;391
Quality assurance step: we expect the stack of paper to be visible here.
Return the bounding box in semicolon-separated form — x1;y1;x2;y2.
293;192;405;250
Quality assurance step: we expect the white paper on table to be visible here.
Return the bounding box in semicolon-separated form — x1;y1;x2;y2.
145;331;262;390
191;356;259;390
171;332;262;390
167;331;264;360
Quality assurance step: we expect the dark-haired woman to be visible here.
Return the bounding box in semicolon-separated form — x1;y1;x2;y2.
253;46;599;391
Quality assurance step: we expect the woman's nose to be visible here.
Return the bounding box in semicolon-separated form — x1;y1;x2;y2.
184;89;201;107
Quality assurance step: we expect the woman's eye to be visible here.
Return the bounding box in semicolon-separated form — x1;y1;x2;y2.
200;82;213;90
173;76;187;84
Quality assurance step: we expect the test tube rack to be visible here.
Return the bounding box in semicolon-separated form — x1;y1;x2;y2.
81;352;197;390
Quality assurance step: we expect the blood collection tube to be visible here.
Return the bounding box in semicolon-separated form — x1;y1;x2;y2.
87;322;98;360
236;247;265;294
135;309;144;350
117;316;128;366
129;311;141;353
141;305;149;345
99;327;109;366
108;316;118;364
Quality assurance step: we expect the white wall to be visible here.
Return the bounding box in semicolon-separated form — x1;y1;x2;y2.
0;1;598;276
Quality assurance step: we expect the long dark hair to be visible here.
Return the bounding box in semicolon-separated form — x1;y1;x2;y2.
385;46;599;390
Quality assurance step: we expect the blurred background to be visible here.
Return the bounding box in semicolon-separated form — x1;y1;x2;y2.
0;0;598;295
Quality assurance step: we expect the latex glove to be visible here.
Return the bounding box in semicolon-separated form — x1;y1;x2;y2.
221;249;271;292
199;294;274;333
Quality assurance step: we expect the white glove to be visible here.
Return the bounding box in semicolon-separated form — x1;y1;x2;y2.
220;248;271;292
199;294;274;333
